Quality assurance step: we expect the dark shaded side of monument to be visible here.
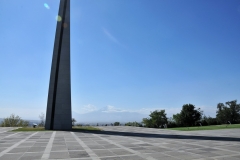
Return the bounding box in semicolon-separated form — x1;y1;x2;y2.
45;0;72;130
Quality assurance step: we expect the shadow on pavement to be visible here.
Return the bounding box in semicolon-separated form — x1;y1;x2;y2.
71;129;240;142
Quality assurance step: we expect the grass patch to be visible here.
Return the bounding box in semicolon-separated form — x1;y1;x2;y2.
168;124;240;131
72;126;102;132
11;126;102;132
11;127;46;132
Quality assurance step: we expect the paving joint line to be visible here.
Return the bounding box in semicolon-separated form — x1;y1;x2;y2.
117;134;183;160
99;127;240;160
41;131;56;159
71;132;101;160
207;153;240;159
107;127;240;156
163;136;240;155
92;133;157;160
0;132;39;158
0;132;21;140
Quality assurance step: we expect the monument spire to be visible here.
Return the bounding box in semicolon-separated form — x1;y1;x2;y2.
45;0;72;130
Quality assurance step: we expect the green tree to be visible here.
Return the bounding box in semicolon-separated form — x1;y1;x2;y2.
142;118;154;128
167;117;177;128
0;114;29;127
114;122;120;126
216;103;229;124
174;104;202;127
216;100;240;124
38;113;45;127
173;113;182;126
149;110;168;128
142;110;168;128
202;116;218;125
125;121;142;127
72;118;76;126
199;115;209;126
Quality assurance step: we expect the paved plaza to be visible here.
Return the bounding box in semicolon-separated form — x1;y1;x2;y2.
0;127;240;160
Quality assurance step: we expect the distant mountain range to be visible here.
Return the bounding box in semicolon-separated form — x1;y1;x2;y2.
0;106;149;125
72;107;148;124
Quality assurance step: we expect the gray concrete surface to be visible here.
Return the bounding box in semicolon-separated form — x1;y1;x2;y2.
0;126;240;160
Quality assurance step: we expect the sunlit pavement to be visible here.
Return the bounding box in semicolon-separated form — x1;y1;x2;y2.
0;127;20;133
0;126;240;160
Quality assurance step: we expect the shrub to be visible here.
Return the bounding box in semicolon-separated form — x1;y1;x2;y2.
114;122;120;126
125;121;142;127
0;114;29;127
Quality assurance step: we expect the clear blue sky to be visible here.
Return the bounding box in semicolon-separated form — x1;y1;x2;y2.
0;0;240;121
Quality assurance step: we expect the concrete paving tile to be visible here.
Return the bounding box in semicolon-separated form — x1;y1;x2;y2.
163;151;202;159
93;149;117;157
37;139;49;142
18;152;43;160
129;147;145;150
7;147;30;153
51;145;68;151
158;157;180;160
139;143;153;147
177;154;203;160
80;138;91;142
0;144;15;147
161;143;183;149
27;147;45;152
25;140;36;143
54;138;64;141
200;148;219;152
110;149;133;155
138;149;157;153
120;155;145;160
149;152;176;159
52;142;65;145
52;159;92;160
233;155;240;158
119;144;137;148
87;145;105;149
32;143;48;147
49;151;70;159
212;150;234;156
0;153;23;160
217;146;240;152
145;146;172;152
18;142;35;147
201;152;221;157
67;145;84;151
64;138;75;141
0;141;6;143
96;141;110;145
0;148;7;152
194;158;215;160
65;142;79;146
84;141;98;145
216;156;240;160
69;151;89;158
100;156;123;160
102;144;121;149
188;149;209;154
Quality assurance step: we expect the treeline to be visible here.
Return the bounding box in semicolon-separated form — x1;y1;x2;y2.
0;114;29;127
0;113;45;127
126;100;240;128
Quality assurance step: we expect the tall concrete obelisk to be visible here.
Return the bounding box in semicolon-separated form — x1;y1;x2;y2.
45;0;72;130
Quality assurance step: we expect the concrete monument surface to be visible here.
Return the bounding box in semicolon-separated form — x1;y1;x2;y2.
45;0;72;130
